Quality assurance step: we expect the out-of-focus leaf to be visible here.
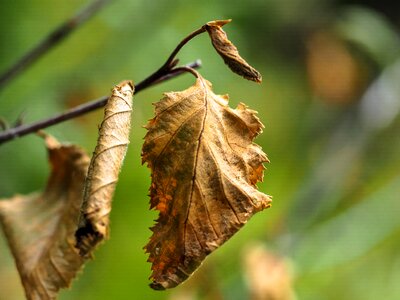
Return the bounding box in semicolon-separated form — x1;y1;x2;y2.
204;19;262;83
306;30;368;104
142;74;271;290
337;6;400;68
360;57;400;131
75;80;134;257
0;134;90;300
243;244;295;300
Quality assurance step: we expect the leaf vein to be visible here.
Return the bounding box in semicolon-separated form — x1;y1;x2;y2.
183;78;209;256
204;142;241;223
153;105;205;168
194;179;220;238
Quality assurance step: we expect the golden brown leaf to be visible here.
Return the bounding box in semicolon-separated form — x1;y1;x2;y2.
204;20;262;83
142;74;271;290
0;134;90;300
306;30;368;105
243;244;295;300
75;80;134;257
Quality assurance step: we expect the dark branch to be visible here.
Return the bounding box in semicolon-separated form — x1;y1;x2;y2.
0;0;110;90
0;60;201;145
0;20;208;145
134;26;206;92
170;66;201;79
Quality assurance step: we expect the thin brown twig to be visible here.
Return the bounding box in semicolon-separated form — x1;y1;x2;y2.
0;60;201;145
170;66;201;79
134;26;206;91
0;0;110;90
145;59;201;87
0;21;208;145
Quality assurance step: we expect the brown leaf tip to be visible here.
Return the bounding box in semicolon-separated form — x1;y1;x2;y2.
150;282;168;291
113;80;135;97
204;19;262;83
36;131;61;149
75;221;103;258
205;19;232;27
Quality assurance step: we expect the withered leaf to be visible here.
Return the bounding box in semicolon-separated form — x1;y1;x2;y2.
204;19;262;83
0;134;90;300
75;80;134;257
142;74;271;290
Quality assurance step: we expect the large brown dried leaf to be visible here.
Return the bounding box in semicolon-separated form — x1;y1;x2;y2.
75;80;134;257
0;134;90;300
142;74;271;290
204;20;262;83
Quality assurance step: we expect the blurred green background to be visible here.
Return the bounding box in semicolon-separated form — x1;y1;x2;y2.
1;0;400;299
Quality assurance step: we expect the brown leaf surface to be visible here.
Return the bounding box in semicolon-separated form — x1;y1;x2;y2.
75;80;134;257
142;74;271;290
204;20;262;83
0;134;90;300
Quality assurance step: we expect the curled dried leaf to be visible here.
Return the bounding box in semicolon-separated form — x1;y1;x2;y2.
75;80;134;257
0;134;90;300
142;74;271;290
204;19;262;83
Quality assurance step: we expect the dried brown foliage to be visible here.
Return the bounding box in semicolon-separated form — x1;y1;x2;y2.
75;80;134;257
204;20;262;83
142;73;271;290
0;81;134;299
0;19;270;297
0;134;90;300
